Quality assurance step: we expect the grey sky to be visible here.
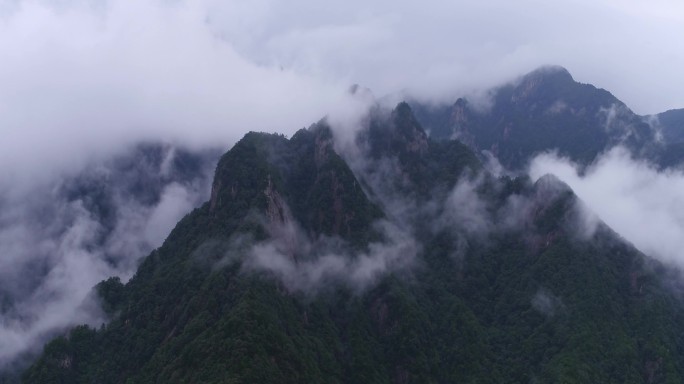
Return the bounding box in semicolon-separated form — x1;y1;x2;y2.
210;0;684;113
1;0;683;186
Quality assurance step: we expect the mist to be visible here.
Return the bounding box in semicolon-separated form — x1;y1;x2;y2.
0;144;215;369
205;0;684;113
1;0;683;187
530;147;684;267
0;0;366;189
243;219;419;295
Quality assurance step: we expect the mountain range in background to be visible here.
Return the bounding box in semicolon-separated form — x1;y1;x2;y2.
412;66;684;170
3;66;684;383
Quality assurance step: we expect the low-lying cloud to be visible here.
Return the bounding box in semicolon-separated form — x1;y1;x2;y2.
243;219;419;294
531;288;565;317
530;147;684;266
0;145;214;369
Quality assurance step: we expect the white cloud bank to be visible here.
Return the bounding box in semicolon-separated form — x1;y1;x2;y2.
0;146;213;369
204;0;684;113
530;147;684;267
0;0;366;188
1;0;683;189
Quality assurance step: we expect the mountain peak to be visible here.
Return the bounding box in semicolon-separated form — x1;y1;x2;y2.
362;102;429;160
390;102;429;154
510;65;575;103
524;65;574;82
533;173;572;197
210;128;381;242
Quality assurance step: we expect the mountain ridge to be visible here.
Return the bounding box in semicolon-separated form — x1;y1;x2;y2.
411;65;670;170
20;99;684;383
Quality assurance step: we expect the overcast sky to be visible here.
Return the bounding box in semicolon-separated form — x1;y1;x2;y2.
1;0;683;186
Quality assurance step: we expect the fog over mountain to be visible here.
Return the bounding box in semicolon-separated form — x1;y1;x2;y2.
1;0;684;377
530;147;684;268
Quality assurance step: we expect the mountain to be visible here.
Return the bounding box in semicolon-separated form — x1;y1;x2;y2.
22;103;684;383
412;66;663;170
647;109;684;167
655;109;684;143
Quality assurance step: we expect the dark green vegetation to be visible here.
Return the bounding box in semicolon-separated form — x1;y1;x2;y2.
23;86;684;383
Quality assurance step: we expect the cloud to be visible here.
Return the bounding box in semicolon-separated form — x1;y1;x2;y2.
0;197;110;368
531;288;565;317
204;0;684;114
0;145;214;369
0;0;681;188
0;0;366;188
530;147;684;266
242;218;419;295
0;0;680;191
439;176;492;236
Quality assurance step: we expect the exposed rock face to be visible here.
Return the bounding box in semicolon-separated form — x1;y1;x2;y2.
314;134;332;168
209;179;221;212
264;175;289;226
393;102;429;155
